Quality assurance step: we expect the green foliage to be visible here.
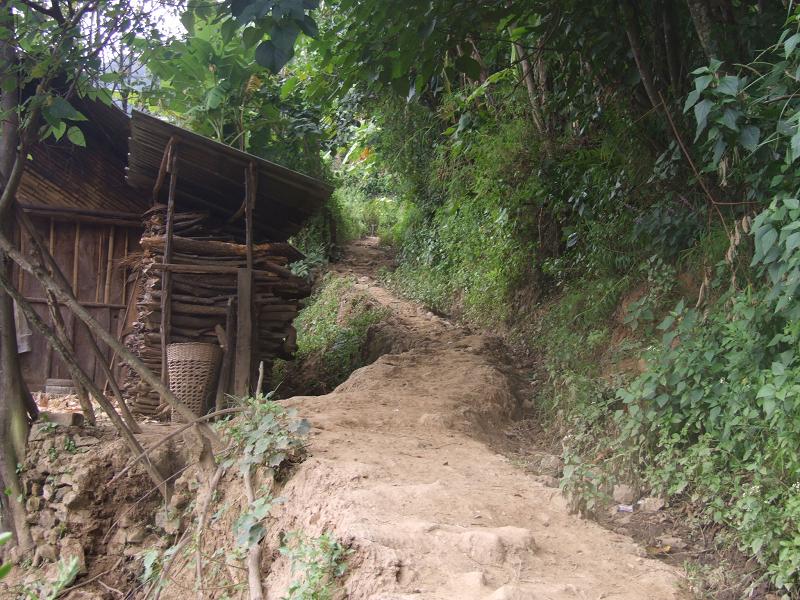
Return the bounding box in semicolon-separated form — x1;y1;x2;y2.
219;393;310;476
20;557;79;600
686;16;800;203
274;274;389;392
138;12;326;177
2;0;163;149
280;531;350;600
0;531;12;580
234;493;278;548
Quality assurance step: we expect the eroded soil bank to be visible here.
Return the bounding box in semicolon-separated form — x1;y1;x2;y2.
3;239;685;599
180;238;684;599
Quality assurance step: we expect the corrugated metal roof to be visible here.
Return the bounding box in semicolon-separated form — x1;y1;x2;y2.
19;100;330;241
126;110;332;242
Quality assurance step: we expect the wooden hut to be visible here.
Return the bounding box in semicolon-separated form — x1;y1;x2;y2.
11;101;330;416
12;100;147;394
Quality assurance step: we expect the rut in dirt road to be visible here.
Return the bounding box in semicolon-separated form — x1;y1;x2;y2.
249;237;685;600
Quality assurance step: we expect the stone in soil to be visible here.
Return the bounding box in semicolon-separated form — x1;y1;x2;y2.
613;483;638;504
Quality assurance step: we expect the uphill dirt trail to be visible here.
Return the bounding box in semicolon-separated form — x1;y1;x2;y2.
261;237;684;600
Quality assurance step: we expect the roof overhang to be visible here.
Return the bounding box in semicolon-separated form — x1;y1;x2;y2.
125;109;332;242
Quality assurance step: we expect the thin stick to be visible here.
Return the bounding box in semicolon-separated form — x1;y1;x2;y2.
0;226;217;440
243;467;264;600
195;465;225;600
161;146;179;393
255;361;264;397
104;269;140;395
122;229;129;302
72;221;80;293
658;92;730;232
110;406;246;484
151;135;177;205
43;286;96;426
104;225;115;304
95;232;103;303
148;527;192;600
0;272;167;498
54;557;124;598
16;208;140;433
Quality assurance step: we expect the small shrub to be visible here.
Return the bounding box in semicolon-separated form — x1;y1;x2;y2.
280;531;350;600
274;275;389;392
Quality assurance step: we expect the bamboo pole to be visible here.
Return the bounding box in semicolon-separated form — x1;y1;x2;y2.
160;145;178;391
122;229;129;302
15;208;141;433
0;270;167;499
72;222;80;294
43;287;96;426
94;232;103;303
0;230;217;439
104;226;114;304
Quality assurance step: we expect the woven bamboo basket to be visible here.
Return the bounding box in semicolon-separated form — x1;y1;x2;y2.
167;342;221;422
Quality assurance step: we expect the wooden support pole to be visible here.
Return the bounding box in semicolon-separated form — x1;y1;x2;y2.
0;228;218;439
233;269;253;398
122;229;129;302
17;228;23;291
160;145;179;391
42;219;55;382
15;208;141;433
94;233;103;303
72;221;80;294
44;288;96;426
0;271;168;499
245;162;257;272
151;135;177;205
104;225;115;305
215;298;235;413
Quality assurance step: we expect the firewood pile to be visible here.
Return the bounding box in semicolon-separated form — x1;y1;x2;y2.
124;205;310;416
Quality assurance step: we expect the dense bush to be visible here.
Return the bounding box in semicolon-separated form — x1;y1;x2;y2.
284;2;800;593
560;18;800;593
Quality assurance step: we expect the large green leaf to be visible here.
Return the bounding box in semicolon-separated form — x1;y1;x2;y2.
66;126;86;147
455;55;481;80
255;40;294;73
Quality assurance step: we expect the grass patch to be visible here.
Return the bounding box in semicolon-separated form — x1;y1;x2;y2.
274;274;389;395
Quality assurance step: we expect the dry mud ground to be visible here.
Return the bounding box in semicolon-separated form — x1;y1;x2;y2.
246;238;685;599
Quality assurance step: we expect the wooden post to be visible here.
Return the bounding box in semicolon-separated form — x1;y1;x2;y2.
94;232;103;303
245;162;257;271
215;297;235;413
72;221;80;294
234;162;257;398
42;219;55;381
104;225;115;304
233;269;253;398
15;208;140;433
160;144;179;390
122;228;129;302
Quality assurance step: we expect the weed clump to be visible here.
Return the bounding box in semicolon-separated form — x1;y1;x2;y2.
274;274;389;395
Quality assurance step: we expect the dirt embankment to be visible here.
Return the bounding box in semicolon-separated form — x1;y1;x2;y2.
4;238;685;599
166;238;683;599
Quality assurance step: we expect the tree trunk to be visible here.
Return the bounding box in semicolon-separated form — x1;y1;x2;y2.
0;0;34;554
620;0;661;110
686;0;720;61
511;36;553;156
661;0;683;93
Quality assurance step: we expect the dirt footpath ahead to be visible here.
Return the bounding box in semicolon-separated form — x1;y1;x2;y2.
263;238;683;599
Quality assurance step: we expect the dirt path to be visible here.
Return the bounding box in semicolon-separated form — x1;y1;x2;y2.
260;238;684;599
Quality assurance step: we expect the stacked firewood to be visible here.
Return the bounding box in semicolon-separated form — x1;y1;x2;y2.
124;206;309;416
